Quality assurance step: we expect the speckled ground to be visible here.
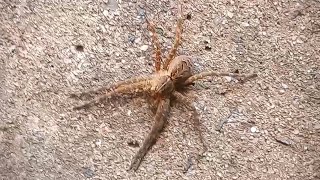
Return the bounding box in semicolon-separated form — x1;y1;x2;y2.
1;0;319;179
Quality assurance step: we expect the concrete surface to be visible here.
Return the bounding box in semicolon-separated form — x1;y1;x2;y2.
1;0;319;179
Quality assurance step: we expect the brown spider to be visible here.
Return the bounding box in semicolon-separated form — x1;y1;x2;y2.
72;4;257;171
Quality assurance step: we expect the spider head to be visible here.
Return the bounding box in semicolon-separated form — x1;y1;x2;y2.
152;75;174;95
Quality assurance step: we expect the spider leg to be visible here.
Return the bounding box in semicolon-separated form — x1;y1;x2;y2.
73;80;152;110
71;75;153;98
147;95;161;115
146;17;162;72
184;71;257;85
172;91;207;153
129;98;170;171
163;4;183;69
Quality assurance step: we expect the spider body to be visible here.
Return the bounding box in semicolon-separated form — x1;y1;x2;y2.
151;55;193;96
73;4;257;171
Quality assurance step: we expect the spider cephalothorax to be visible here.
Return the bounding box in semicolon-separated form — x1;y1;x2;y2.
151;72;174;95
72;3;257;171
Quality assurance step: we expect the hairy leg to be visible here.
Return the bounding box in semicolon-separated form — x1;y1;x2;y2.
172;91;207;153
71;75;153;98
73;81;152;110
146;18;162;72
147;95;161;115
184;71;257;85
163;4;183;69
129;98;170;171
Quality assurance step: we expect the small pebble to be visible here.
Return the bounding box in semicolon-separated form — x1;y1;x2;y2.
225;76;232;82
140;45;149;51
275;136;294;146
83;167;94;178
281;83;288;89
241;22;250;27
137;7;146;17
293;129;299;135
296;38;303;44
95;139;102;147
127;110;132;116
134;37;141;44
226;11;234;18
103;10;109;17
128;35;135;43
251;126;257;133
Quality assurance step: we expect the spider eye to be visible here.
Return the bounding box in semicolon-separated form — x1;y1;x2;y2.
170;71;176;78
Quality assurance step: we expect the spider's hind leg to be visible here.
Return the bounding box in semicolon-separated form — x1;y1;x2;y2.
129;98;170;171
71;76;152;98
172;91;207;154
146;95;161;115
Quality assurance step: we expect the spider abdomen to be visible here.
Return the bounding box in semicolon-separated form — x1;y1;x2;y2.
167;55;194;85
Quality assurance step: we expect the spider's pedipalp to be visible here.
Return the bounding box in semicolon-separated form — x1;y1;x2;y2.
184;71;257;85
172;91;207;153
71;75;153;98
73;80;152;110
163;4;184;69
129;98;170;171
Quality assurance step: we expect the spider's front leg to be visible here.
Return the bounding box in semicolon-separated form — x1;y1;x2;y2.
129;98;170;171
73;80;153;110
163;4;184;69
184;71;257;85
146;18;162;72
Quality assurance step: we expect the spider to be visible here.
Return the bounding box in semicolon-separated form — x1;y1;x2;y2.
72;4;257;171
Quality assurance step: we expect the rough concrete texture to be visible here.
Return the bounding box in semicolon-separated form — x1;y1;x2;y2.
1;0;320;179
